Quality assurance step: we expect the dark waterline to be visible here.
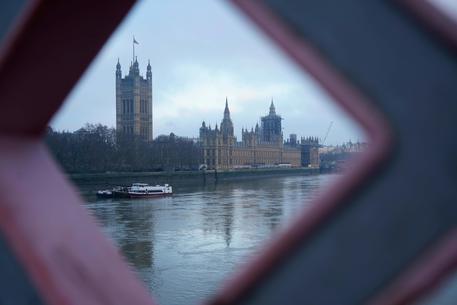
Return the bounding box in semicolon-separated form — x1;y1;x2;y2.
83;173;339;305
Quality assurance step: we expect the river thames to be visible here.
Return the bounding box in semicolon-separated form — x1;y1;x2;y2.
82;173;338;305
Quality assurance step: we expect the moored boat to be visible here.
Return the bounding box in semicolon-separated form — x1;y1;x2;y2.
113;183;173;198
96;189;114;198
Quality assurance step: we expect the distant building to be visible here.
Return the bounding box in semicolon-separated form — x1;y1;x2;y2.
199;99;315;170
115;58;153;141
199;99;235;170
260;101;282;143
300;137;320;167
288;134;298;146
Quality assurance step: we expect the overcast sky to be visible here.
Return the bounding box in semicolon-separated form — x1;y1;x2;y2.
51;0;365;145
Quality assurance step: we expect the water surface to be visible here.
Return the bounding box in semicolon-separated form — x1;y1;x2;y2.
84;174;338;305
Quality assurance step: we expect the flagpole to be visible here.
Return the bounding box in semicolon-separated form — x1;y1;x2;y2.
133;36;135;63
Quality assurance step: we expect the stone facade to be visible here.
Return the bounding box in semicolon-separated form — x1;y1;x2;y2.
199;99;306;170
116;58;153;141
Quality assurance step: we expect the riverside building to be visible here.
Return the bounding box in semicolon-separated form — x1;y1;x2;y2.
115;57;153;141
199;99;319;170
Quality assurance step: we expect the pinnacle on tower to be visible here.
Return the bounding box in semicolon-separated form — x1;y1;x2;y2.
146;59;152;80
220;98;234;137
225;97;229;111
269;99;276;115
116;58;122;78
224;97;231;120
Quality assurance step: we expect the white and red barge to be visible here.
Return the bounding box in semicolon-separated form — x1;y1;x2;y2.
97;183;173;199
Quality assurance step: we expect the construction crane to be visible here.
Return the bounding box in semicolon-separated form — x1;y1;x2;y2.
321;121;333;146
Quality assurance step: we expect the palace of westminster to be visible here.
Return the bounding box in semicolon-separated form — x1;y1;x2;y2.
115;58;319;170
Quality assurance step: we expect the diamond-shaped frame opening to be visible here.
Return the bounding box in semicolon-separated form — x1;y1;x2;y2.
2;4;388;303
45;1;374;304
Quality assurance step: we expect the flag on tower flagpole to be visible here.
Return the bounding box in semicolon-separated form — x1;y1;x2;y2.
132;36;139;63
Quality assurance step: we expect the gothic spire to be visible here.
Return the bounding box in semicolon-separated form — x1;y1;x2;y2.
146;59;152;80
224;97;231;120
221;98;234;136
116;58;122;78
269;98;276;115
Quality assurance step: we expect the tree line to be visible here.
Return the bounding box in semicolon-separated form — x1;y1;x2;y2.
45;124;202;173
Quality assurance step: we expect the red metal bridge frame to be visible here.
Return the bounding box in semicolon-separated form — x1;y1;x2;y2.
0;1;455;305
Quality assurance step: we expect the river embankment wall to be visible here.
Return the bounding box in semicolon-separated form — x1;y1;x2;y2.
69;167;320;188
